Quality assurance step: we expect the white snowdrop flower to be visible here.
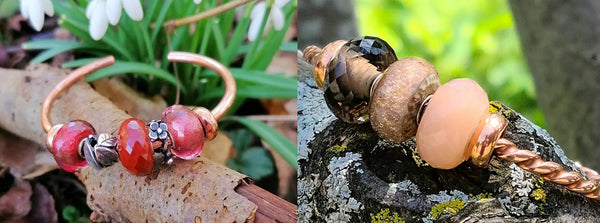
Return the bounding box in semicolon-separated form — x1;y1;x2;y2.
20;0;54;31
247;0;289;42
194;0;202;4
86;0;144;40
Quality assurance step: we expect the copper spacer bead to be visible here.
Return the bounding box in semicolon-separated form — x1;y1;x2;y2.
303;40;347;88
193;107;218;141
45;124;63;153
468;113;508;167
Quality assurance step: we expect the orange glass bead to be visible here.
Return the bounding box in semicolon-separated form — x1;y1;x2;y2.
118;118;154;176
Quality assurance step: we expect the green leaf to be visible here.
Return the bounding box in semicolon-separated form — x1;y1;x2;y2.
0;0;19;18
226;117;297;169
228;147;274;180
61;205;79;223
279;41;298;53
61;58;101;68
23;40;108;63
202;68;297;93
86;60;186;93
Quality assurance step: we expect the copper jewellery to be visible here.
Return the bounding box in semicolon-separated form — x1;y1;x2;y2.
303;36;600;200
41;52;236;176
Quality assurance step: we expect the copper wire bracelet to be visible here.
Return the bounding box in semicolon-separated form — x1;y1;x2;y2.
41;52;236;176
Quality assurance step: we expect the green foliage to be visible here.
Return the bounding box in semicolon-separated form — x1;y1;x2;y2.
0;0;18;18
226;129;274;180
355;0;545;126
20;0;298;170
62;205;88;223
226;117;297;169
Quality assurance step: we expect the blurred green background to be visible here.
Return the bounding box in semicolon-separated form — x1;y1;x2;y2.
355;0;545;126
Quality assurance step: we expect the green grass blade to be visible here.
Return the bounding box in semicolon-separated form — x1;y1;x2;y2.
86;60;185;93
61;58;100;68
223;2;253;65
227;117;297;169
150;0;173;43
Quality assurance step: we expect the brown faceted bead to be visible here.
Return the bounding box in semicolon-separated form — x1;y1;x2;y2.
323;36;398;123
370;57;440;142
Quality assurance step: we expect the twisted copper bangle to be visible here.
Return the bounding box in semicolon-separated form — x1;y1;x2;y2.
494;139;600;199
41;52;236;133
466;112;600;199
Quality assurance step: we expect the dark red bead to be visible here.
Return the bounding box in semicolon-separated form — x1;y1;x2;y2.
162;105;205;160
117;118;154;176
52;120;95;172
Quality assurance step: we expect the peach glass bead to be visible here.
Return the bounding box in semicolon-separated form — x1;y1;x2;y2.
416;78;489;169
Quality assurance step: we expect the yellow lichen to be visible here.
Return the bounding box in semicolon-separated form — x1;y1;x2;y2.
531;188;546;202
328;145;347;153
469;193;493;201
430;198;465;219
371;208;405;223
489;101;503;114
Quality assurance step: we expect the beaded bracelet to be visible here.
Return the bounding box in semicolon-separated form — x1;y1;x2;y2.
41;52;236;176
303;36;600;200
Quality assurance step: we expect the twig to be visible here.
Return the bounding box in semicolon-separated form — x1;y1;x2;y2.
161;0;257;29
236;183;297;223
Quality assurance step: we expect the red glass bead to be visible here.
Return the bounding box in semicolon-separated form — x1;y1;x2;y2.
117;118;154;176
52;120;95;172
162;105;205;160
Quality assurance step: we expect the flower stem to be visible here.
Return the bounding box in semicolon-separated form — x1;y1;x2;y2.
161;0;257;29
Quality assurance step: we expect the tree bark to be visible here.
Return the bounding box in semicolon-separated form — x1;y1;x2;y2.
298;54;600;222
509;0;600;170
297;0;358;50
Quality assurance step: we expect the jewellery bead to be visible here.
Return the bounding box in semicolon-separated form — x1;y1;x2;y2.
416;78;489;169
468;113;508;167
307;40;347;88
51;120;95;172
323;36;398;123
162;105;205;160
369;57;440;142
118;118;154;176
192;106;218;141
45;124;63;153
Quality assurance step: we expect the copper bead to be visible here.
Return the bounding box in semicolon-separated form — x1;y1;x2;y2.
469;113;508;167
370;57;440;142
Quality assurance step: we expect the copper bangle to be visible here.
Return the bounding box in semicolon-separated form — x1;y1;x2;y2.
41;52;236;133
41;52;236;175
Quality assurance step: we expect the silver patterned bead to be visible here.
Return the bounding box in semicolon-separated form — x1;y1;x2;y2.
80;134;119;170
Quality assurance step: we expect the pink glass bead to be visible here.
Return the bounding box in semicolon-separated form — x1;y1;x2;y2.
52;120;95;172
162;105;205;160
416;78;489;169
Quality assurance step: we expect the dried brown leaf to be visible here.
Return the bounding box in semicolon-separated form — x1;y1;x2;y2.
92;78;167;121
0;181;32;220
202;132;234;165
23;183;57;223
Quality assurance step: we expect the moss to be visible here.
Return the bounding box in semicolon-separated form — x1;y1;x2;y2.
371;208;404;223
328;145;347;153
430;198;465;219
531;188;546;202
